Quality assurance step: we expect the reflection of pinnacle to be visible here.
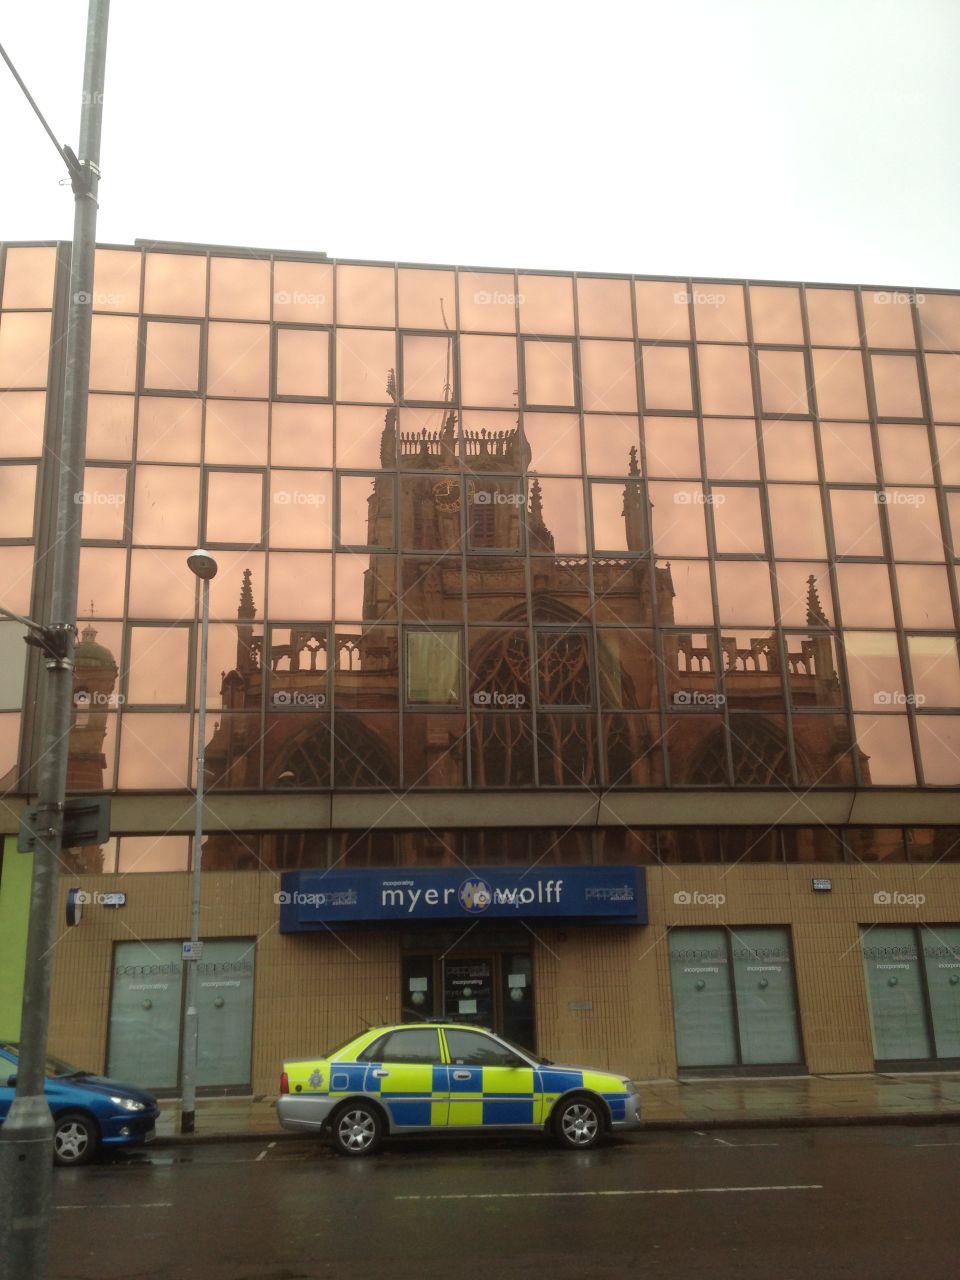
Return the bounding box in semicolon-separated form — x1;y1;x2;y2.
805;573;830;627
529;477;544;525
239;568;256;619
628;445;639;477
386;369;397;403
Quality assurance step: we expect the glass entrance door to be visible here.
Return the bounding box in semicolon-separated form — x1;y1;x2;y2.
403;949;536;1050
443;958;494;1027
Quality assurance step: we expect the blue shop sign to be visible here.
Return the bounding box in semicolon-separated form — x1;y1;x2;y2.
278;865;646;931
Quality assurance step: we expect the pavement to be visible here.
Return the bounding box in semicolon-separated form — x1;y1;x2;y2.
50;1124;960;1279
154;1070;960;1143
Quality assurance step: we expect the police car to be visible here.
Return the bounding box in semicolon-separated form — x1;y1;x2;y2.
277;1021;641;1156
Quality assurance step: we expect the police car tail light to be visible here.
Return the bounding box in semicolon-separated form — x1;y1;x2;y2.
280;1071;290;1095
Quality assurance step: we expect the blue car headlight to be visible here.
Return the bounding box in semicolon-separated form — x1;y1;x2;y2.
110;1095;147;1112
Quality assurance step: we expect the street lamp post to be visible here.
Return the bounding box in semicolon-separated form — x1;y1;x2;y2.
180;549;218;1134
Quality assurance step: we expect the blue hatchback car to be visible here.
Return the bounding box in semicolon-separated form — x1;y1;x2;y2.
0;1042;159;1166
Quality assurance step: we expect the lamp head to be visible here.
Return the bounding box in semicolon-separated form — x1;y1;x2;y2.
187;549;218;581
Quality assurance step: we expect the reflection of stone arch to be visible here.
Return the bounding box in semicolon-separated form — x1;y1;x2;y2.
687;716;791;786
269;717;395;789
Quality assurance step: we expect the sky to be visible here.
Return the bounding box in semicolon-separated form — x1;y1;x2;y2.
2;0;959;287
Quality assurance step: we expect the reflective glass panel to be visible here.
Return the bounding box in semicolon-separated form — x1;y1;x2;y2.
0;464;36;538
805;288;860;345
336;264;395;326
405;630;462;705
843;632;905;711
206;471;264;544
898;564;955;627
517;275;574;335
834;563;894;626
692;284;746;341
576;276;633;337
907;636;960;708
132;466;200;546
117;712;190;788
820;421;877;482
529;477;586;553
79;466;125;541
919;294;960;351
89;315;138;392
275;327;330;398
703;419;760;480
143;321;201;392
852;714;916;784
397;268;456;330
583;414;640;475
829;488;884;557
401;334;454;403
459;334;518;408
340;474;393;547
268;471;333;547
206;323;270;397
697;344;754;415
523;412;582;474
267;553;333;619
580;340;638;412
774;562;835;626
761;420;817;480
812;349;868;419
2;246;57;308
884;489;943;561
272;260;333;324
916;716;960;785
641;345;693;411
871;354;923;418
0;391;46;458
878;424;934;483
91;249;141;312
634;281;690;339
208;257;271;320
457;272;517;333
643;417;700;477
335;329;396;403
523;338;576;407
126;625;189;705
768;484;826;557
749;286;803;344
136;397;202;462
649;484;708;555
711;486;764;554
143;252;206;317
205;400;268;465
714;562;774;625
758;349;809;415
271;402;332;468
861;291;916;348
925;354;960;420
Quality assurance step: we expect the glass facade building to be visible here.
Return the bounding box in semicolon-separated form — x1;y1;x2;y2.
1;240;959;1090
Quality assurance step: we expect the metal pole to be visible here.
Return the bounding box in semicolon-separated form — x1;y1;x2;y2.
0;3;110;1277
180;571;211;1133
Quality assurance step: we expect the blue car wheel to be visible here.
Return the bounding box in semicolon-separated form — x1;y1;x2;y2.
53;1112;99;1166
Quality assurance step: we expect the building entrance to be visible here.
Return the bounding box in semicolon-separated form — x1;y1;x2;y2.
401;948;535;1051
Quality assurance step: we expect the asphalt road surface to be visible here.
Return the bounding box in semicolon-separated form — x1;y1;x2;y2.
48;1124;960;1280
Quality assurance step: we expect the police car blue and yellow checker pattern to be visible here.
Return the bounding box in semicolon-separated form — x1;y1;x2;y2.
278;1022;641;1145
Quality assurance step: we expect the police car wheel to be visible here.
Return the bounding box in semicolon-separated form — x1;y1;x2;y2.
554;1097;603;1150
331;1102;382;1156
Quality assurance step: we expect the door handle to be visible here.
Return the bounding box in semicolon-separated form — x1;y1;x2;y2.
372;1069;390;1078
452;1070;471;1080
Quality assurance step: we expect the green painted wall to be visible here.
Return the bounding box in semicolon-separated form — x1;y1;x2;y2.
0;836;32;1040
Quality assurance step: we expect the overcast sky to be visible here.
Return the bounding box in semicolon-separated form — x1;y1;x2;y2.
2;0;959;286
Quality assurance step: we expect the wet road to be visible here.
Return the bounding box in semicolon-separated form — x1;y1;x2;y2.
49;1124;960;1280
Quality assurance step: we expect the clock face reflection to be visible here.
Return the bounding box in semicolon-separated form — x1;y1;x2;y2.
432;478;462;512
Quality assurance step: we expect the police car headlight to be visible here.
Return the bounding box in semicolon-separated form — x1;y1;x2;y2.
110;1096;146;1112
